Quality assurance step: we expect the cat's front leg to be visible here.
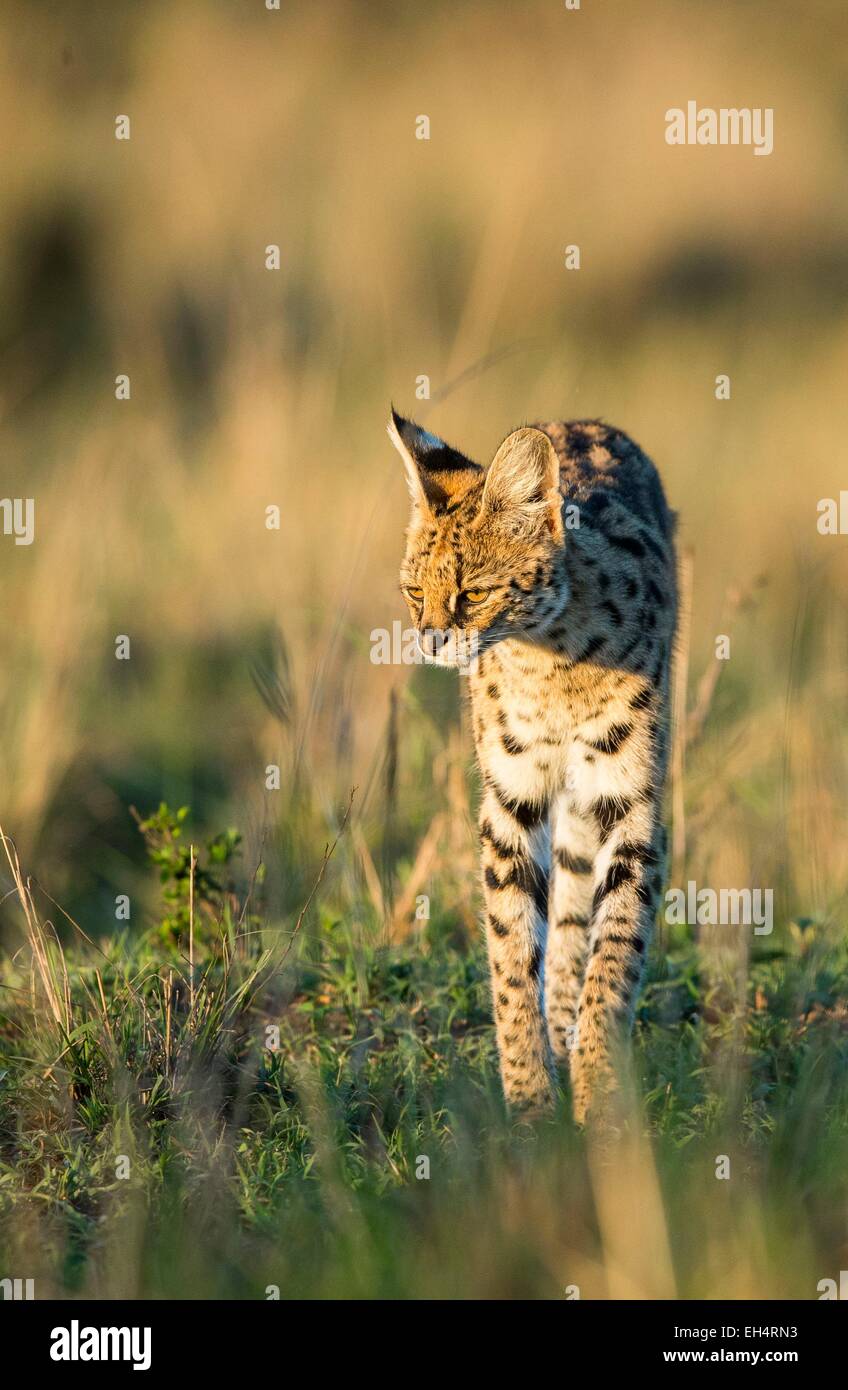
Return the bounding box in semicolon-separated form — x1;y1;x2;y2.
478;779;552;1114
570;708;668;1125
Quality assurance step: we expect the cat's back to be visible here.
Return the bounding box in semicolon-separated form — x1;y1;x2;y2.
534;418;675;548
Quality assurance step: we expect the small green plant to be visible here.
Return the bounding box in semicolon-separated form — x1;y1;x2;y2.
134;802;246;946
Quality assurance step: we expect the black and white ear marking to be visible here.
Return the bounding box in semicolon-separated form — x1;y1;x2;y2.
386;408;443;508
387;407;482;514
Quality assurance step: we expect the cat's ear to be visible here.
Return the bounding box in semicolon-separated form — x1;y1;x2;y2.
387;408;482;515
481;427;563;542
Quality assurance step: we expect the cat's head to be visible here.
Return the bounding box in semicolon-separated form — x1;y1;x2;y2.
388;408;568;667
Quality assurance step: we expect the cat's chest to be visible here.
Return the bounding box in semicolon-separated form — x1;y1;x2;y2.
469;642;576;780
476;641;600;726
470;640;633;797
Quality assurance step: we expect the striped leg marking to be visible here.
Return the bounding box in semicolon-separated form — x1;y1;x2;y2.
570;790;664;1123
479;783;552;1112
544;793;598;1067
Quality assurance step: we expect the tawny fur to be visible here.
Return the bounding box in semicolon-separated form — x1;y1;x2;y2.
390;410;677;1123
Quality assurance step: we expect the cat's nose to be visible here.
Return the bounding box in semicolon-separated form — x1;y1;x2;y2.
417;612;451;659
419;606;450;635
417;624;444;659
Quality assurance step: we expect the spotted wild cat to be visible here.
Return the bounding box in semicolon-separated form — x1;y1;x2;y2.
389;409;677;1123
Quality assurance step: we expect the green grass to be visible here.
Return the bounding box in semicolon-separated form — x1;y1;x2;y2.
2;804;847;1300
2;0;848;1303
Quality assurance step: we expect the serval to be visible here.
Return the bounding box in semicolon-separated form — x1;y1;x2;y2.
389;408;677;1123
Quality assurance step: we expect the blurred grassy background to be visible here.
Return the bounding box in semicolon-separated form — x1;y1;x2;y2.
1;0;845;934
2;0;848;932
2;0;848;1302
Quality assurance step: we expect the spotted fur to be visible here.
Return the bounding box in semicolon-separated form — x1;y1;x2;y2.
390;409;677;1123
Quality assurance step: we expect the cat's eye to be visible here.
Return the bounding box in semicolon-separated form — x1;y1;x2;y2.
463;589;489;604
406;586;424;602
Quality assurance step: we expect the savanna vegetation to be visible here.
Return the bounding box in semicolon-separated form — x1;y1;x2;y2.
2;0;848;1298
